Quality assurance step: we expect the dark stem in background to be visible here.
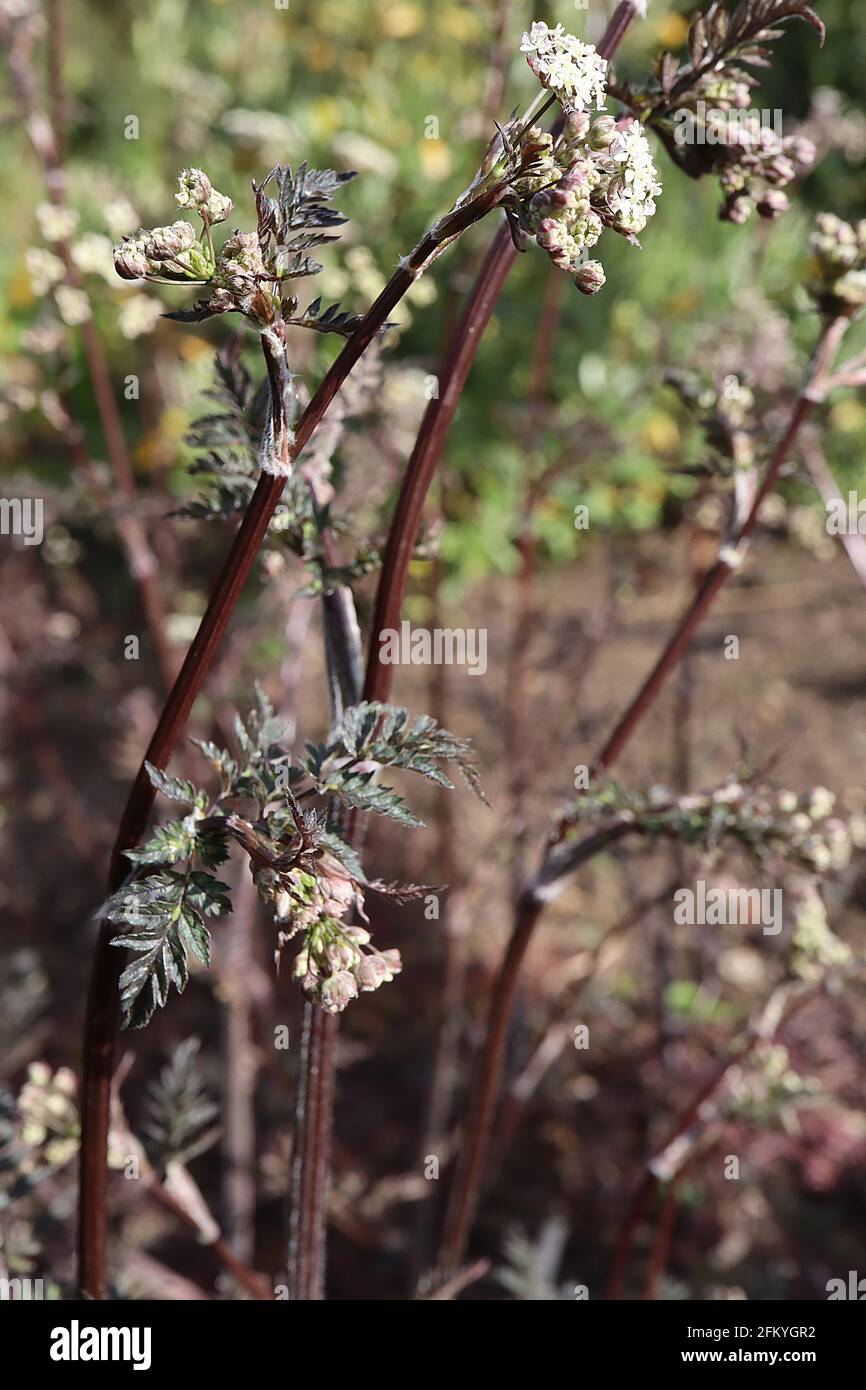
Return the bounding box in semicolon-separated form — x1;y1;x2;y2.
407;544;469;1294
492;881;679;1162
220;865;260;1264
505;269;566;892
438;313;848;1281
640;1178;679;1301
288;540;362;1300
604;983;817;1299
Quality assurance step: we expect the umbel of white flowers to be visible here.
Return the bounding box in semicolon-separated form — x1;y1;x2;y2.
515;21;662;294
520;20;608;111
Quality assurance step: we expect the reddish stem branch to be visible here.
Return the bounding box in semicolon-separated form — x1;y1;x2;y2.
146;1179;271;1301
79;245;434;1299
438;313;847;1280
362;0;640;699
604;983;817;1299
78;0;644;1298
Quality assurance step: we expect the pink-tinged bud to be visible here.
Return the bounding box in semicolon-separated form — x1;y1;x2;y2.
176;167;234;224
756;189;790;219
572;259;606;295
588;114;617;149
766;155;796;185
143;220;197;261
326;940;357;972
113;240;149;280
378;949;402;981
788;137;817;174
342;924;371;946
357;954;390;992
564;112;590;142
321;970;359;1014
722;195;753;225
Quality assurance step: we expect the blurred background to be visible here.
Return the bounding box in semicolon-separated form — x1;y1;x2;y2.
1;0;865;1300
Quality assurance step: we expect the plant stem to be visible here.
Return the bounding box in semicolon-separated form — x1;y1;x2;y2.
363;0;641;700
604;983;816;1299
77;0;645;1297
78;246;434;1299
146;1178;271;1301
288;537;362;1300
586;314;847;780
438;313;848;1281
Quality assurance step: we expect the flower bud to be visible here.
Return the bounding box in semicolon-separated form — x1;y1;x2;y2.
113;238;150;280
357;954;390;992
788;136;816;174
176;167;234;224
722;194;754;225
143;220;197;261
572;259;606;295
756;189;790;219
321;970;359;1014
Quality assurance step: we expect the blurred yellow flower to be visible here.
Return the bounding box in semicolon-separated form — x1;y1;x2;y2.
176;335;212;363
381;2;423;38
662;287;701;318
640;412;680;453
656;11;690;47
307;40;335;72
310;97;342;139
418;140;452;181
830;398;866;432
440;8;481;41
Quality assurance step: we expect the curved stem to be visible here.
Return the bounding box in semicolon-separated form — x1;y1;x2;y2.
363;0;641;699
438;314;848;1281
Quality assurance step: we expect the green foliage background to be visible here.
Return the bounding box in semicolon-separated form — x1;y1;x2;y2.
1;0;864;592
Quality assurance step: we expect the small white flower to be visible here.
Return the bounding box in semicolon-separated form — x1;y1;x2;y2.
26;247;65;295
520;22;608;111
103;197;140;239
607;120;663;232
36;202;79;242
71;232;116;282
54;284;91;326
118;292;164;339
808;786;836;820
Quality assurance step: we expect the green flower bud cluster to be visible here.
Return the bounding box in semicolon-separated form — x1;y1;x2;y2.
293;921;402;1014
809;213;866;315
724;1043;820;1124
792;888;853;981
113;219;215;283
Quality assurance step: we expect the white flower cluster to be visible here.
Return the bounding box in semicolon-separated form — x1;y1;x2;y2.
520;114;662;294
520;21;608;111
607;121;663;234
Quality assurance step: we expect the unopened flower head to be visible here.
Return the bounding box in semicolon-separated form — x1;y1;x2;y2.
809;213;866;314
113;220;214;283
520;22;608;112
176;167;233;224
518;114;661;292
